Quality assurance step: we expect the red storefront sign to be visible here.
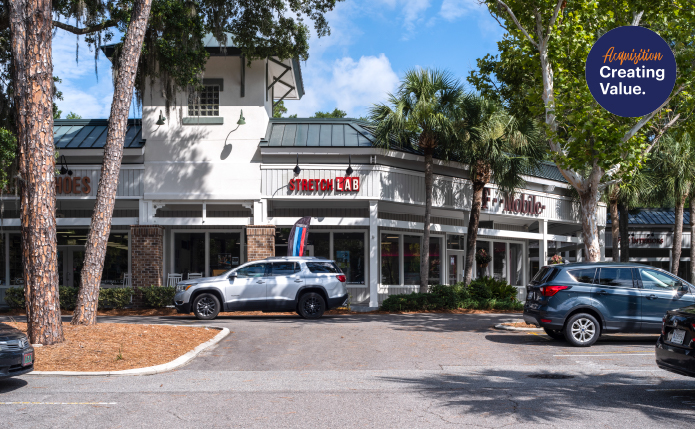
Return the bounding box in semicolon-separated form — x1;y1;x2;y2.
55;176;91;195
288;177;360;192
482;187;545;215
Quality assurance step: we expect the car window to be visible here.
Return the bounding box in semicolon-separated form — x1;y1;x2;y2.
306;262;341;274
567;268;597;284
640;269;680;291
598;267;633;287
271;262;300;276
236;263;267;278
530;267;558;285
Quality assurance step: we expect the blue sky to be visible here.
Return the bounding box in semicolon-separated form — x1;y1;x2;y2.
53;0;503;119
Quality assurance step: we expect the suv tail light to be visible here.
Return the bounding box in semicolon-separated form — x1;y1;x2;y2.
336;275;347;283
540;285;568;297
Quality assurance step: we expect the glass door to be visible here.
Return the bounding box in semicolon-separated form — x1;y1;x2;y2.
448;250;465;284
60;246;85;287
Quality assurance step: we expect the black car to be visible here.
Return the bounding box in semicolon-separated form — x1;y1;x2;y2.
0;324;34;378
656;305;695;377
524;262;695;346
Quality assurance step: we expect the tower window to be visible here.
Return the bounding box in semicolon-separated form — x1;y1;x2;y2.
188;85;220;117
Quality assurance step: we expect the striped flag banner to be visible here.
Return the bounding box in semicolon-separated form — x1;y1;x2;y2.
287;216;311;256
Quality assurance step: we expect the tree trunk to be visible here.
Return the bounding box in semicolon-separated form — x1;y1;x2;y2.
690;195;695;283
671;194;686;276
579;189;601;262
10;0;64;344
463;181;485;286
609;190;619;262
618;202;630;262
419;147;433;293
71;0;153;325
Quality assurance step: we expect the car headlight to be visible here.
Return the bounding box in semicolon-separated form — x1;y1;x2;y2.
176;284;195;292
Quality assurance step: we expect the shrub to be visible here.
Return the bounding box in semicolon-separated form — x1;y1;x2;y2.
468;280;492;301
98;288;132;309
60;287;79;310
141;286;176;308
5;287;25;309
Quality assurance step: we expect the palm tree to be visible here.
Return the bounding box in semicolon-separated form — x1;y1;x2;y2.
649;133;695;275
369;69;463;292
451;95;544;285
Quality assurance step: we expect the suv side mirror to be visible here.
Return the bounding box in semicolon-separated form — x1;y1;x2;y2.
228;272;237;279
679;282;689;292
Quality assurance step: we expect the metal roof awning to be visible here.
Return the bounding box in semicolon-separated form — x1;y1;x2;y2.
54;119;145;149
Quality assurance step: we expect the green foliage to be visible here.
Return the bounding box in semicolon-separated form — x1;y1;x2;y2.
312;108;347;119
380;280;521;312
141;286;176;308
471;1;695;184
98;288;132;309
0;128;17;192
4;287;25;309
65;112;82;119
273;100;298;118
4;287;132;310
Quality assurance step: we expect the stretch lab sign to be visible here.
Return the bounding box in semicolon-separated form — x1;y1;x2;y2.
288;177;360;193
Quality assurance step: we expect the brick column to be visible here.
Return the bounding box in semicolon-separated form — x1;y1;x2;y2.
130;226;164;306
246;225;275;262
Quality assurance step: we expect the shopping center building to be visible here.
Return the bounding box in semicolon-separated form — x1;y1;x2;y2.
0;37;605;306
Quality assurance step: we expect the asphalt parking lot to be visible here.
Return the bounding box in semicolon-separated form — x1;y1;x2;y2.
1;313;693;428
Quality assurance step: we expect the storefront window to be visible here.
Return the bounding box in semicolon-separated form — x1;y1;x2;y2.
476;240;490;278
209;233;241;276
447;235;465;250
404;235;421;285
493;242;507;281
274;228;291;256
334;232;365;284
509;243;523;286
529;240;540;282
175;233;205;277
307;232;330;258
9;234;22;286
0;234;4;285
102;233;128;284
429;237;441;285
381;234;399;285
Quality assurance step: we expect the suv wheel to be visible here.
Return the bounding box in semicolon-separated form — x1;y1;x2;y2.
298;292;325;319
193;293;220;320
544;328;565;341
564;313;600;347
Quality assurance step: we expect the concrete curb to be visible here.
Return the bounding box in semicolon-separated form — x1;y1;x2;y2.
28;325;230;377
494;323;543;332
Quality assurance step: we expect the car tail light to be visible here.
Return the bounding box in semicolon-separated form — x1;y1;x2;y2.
540;285;568;297
336;275;347;283
662;316;667;336
540;319;552;323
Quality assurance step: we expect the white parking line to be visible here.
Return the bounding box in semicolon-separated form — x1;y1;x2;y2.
0;402;116;405
553;353;653;357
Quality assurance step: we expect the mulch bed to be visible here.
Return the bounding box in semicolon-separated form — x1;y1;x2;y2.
3;322;220;372
500;321;539;328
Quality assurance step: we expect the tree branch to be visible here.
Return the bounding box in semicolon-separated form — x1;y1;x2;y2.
621;85;683;143
490;1;539;49
631;11;644;26
545;0;564;44
53;19;117;35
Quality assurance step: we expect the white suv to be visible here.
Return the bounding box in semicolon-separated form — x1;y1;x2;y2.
173;257;349;320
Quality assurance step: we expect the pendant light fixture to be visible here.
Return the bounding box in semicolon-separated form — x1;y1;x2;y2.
346;155;353;176
293;155;301;176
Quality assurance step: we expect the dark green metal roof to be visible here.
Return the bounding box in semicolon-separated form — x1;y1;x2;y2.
54;119;144;149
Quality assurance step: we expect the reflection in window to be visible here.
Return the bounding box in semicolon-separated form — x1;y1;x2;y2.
102;233;129;284
493;242;507;281
476;241;490;278
175;233;205;277
429;237;441;285
9;234;22;286
404;235;421;285
334;233;365;284
236;263;267;278
210;233;241;276
598;268;633;287
447;235;465;250
271;262;299;276
568;268;596;284
307;232;330;258
381;234;399;285
509;243;523;286
640;269;680;291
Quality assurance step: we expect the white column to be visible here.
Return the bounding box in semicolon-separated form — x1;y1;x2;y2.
253;199;266;224
541;219;548;267
599;227;606;261
369;200;379;308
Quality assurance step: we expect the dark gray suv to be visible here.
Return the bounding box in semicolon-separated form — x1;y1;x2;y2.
174;257;349;320
524;262;695;346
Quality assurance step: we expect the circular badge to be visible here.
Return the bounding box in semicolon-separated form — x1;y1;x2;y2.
585;26;676;117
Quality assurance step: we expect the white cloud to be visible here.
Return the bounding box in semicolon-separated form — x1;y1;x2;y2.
52;30;115;119
287;54;400;118
439;0;480;21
